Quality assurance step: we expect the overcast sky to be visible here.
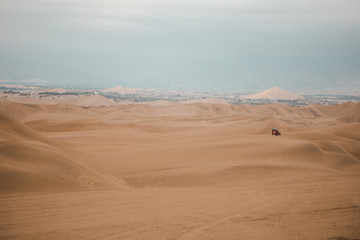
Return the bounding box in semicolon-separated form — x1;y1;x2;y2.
0;0;359;91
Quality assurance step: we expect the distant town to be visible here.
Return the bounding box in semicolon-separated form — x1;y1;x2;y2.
1;84;359;107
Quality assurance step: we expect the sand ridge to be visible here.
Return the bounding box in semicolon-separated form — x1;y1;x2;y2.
0;100;359;239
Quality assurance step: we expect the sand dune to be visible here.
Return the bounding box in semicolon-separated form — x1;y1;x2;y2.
0;100;359;239
0;111;113;193
245;87;304;100
0;94;116;107
56;95;116;107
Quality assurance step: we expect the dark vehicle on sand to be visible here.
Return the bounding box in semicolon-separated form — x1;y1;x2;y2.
272;128;281;136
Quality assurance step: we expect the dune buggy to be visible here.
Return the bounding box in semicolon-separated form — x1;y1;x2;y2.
272;128;281;136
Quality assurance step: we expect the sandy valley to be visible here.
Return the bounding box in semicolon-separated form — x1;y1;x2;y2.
0;97;359;240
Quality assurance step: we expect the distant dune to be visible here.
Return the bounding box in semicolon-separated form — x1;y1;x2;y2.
104;85;142;94
39;88;67;94
146;99;230;106
56;94;116;107
245;87;304;100
0;98;359;240
0;94;116;107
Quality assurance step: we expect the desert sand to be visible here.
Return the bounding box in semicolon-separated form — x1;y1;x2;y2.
0;97;359;240
245;87;304;100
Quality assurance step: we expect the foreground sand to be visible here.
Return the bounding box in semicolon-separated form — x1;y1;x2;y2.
0;100;360;239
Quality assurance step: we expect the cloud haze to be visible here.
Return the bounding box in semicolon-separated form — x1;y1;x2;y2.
0;0;359;90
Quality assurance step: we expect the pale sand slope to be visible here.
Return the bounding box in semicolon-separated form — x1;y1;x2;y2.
244;87;304;100
0;100;360;240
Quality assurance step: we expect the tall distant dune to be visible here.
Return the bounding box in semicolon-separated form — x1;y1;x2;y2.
245;87;304;100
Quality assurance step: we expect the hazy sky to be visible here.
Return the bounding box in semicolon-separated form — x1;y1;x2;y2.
0;0;359;91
